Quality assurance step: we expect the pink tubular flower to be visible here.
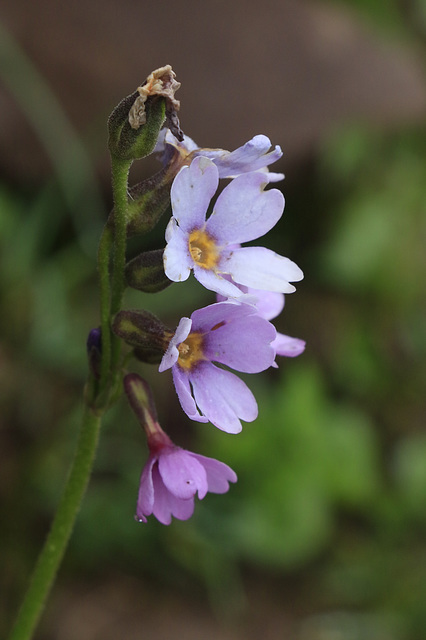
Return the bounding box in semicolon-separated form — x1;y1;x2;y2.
159;302;276;433
137;431;237;525
163;156;303;301
124;373;237;525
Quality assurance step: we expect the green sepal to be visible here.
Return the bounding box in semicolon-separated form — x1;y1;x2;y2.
112;309;169;357
125;249;171;293
106;146;183;238
125;140;184;236
133;347;164;365
126;169;173;236
123;373;158;425
108;95;166;161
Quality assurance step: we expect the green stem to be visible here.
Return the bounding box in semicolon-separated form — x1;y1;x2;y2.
8;405;102;640
110;157;132;370
97;224;113;391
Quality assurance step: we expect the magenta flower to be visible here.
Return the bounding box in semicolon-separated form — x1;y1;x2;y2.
163;156;303;301
137;431;237;525
159;302;276;433
157;129;285;181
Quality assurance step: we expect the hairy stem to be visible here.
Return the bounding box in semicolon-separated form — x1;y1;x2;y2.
97;224;113;392
8;405;102;640
110;157;132;371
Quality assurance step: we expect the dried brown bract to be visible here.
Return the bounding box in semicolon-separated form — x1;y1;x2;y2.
129;65;181;130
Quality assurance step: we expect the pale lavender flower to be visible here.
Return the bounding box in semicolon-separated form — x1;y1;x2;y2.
157;129;285;181
249;289;305;359
218;286;306;360
159;302;276;433
136;430;237;525
163;156;303;301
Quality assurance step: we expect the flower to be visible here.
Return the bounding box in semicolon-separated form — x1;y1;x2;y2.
157;129;285;181
218;286;306;361
159;302;276;433
124;372;237;525
136;430;237;525
163;156;303;301
258;291;306;359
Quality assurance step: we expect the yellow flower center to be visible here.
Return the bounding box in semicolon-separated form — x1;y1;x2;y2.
188;229;219;270
178;332;205;371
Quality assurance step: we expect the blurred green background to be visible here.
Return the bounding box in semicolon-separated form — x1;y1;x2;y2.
1;1;426;639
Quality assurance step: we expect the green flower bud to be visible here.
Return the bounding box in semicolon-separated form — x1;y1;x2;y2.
125;249;171;293
123;373;158;427
124;139;185;236
133;347;164;366
112;309;170;360
108;65;181;161
108;94;165;161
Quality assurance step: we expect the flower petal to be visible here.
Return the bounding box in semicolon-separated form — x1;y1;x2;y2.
259;169;285;183
163;219;192;282
206;172;284;244
190;301;253;334
193;265;255;302
273;333;306;358
222;246;303;293
191;453;238;494
170;156;218;233
204;313;276;373
159;316;192;372
159;448;208;500
164;129;198;154
135;455;156;522
190;362;258;433
151;464;195;524
196;135;282;178
250;289;285;321
172;365;209;423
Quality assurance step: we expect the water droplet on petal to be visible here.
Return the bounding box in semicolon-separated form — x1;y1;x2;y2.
134;515;145;523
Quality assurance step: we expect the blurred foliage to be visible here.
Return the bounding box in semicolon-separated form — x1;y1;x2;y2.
332;0;425;41
1;4;426;638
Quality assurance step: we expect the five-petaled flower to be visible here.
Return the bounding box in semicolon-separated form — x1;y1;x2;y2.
159;302;276;433
137;428;237;525
157;130;285;181
163;156;303;301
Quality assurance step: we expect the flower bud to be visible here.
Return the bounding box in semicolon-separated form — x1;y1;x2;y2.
106;129;184;238
125;167;175;237
132;347;164;365
125;249;171;293
108;65;181;161
112;309;169;359
123;373;159;430
86;327;102;379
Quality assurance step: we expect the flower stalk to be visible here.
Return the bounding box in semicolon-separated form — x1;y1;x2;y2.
8;66;173;638
9;63;305;639
8;406;102;640
109;156;132;375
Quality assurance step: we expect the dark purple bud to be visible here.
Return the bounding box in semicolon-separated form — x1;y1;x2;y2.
87;327;102;379
87;328;102;353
